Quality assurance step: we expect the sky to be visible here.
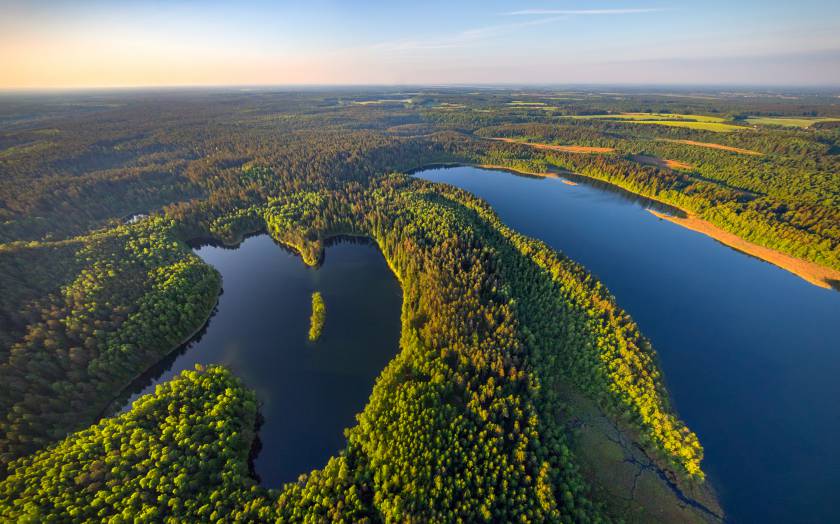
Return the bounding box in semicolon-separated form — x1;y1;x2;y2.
2;0;840;88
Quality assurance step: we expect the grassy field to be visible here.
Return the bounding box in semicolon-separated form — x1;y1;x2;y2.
628;120;743;132
435;102;465;109
507;100;547;106
565;112;745;132
745;116;840;128
0;141;54;159
352;98;413;105
577;112;727;122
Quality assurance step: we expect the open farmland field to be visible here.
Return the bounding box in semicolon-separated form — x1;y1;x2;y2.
565;113;746;132
351;98;413;105
626;120;743;132
573;112;728;122
4;2;840;518
507;101;548;106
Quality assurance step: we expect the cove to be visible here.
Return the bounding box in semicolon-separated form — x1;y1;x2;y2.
118;235;402;488
415;166;840;524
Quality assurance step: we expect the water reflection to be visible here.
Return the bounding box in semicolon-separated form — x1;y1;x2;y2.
415;165;840;524
111;234;402;488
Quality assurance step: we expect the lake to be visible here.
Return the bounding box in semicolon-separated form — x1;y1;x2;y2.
415;166;840;524
119;235;402;488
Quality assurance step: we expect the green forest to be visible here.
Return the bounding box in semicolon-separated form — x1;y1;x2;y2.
308;291;326;342
2;87;838;521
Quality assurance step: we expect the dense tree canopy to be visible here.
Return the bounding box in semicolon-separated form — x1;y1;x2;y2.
4;87;832;521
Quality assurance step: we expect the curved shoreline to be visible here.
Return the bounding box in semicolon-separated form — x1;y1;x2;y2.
96;287;221;419
448;163;839;290
102;229;381;419
90;203;722;519
473;164;686;216
648;210;840;290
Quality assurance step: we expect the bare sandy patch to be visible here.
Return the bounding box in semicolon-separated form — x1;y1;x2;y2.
466;158;836;289
648;210;840;289
661;139;762;156
665;159;693;170
632;154;693;170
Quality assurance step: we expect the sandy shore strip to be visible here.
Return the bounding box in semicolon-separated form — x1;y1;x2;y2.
489;137;615;153
648;210;840;289
444;163;837;290
477;164;578;183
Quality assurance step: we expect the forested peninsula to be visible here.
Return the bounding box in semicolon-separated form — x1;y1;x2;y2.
4;88;838;521
0;174;719;521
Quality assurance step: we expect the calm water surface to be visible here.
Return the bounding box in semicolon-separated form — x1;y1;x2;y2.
121;235;401;488
416;166;840;524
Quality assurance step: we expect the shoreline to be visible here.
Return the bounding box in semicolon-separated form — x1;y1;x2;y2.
96;288;220;420
472;163;684;216
100;228;389;420
91;195;723;518
435;163;839;290
558;383;724;523
648;210;840;290
477;163;573;180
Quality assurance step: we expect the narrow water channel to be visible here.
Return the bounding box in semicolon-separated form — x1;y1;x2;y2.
119;235;402;488
415;165;840;524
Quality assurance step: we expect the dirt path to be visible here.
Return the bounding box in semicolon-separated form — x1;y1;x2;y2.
489;137;615;153
660;139;763;156
648;210;840;289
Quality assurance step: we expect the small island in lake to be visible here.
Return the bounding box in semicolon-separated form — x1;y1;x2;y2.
2;9;840;516
308;291;326;342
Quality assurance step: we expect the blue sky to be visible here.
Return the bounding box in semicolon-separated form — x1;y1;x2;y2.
2;0;840;87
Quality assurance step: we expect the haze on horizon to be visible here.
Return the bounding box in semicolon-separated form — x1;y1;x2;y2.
2;0;840;89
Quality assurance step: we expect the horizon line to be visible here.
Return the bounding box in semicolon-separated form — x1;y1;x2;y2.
3;81;840;93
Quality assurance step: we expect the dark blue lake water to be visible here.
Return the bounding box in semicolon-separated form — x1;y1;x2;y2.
120;236;402;488
416;166;840;524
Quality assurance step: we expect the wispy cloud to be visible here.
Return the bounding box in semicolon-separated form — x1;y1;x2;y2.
370;16;567;51
506;8;666;16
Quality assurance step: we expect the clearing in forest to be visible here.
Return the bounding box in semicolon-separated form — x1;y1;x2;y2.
745;116;840;128
660;139;763;156
565;112;744;132
490;137;614;153
632;155;693;170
